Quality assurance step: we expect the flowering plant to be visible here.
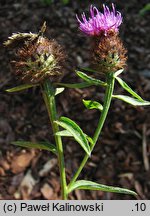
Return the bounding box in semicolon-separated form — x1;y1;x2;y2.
5;5;150;200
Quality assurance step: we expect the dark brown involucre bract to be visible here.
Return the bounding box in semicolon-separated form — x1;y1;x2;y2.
92;32;127;74
5;33;65;84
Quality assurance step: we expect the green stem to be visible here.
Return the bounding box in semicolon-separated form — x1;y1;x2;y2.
41;80;67;200
68;72;115;188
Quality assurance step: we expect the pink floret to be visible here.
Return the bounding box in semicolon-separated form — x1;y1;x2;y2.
76;4;122;36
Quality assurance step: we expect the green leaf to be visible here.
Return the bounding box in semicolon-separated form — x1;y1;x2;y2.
113;95;150;106
55;130;73;137
76;71;106;87
11;141;57;154
6;84;38;92
68;180;137;196
62;0;69;4
140;3;150;15
83;99;103;111
55;82;93;89
81;67;98;73
40;0;53;6
55;87;65;96
86;135;94;146
113;69;124;77
55;117;91;155
56;129;94;146
116;77;144;101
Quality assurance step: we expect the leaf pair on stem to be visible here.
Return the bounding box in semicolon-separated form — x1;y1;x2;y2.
7;68;149;198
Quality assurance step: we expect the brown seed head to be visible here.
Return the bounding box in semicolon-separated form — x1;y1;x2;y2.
5;32;65;84
92;31;127;74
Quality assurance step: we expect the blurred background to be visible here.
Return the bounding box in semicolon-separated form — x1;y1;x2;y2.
0;0;150;199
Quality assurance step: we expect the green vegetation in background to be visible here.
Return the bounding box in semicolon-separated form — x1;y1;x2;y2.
139;3;150;15
41;0;69;6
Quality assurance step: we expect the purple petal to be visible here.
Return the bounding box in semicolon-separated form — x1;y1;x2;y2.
76;4;122;36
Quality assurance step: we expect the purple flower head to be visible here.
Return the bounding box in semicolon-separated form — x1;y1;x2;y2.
76;4;122;36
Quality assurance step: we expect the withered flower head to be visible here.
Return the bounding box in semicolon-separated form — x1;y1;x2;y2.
4;24;65;84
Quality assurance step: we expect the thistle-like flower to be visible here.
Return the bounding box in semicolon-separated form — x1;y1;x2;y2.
77;4;127;74
76;4;122;36
4;24;65;84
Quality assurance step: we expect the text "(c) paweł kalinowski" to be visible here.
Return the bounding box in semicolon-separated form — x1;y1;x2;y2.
20;202;104;212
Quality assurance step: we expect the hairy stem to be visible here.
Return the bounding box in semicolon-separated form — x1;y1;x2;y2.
68;72;115;188
41;80;67;200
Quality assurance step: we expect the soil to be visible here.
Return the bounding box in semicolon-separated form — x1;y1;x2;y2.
0;0;150;200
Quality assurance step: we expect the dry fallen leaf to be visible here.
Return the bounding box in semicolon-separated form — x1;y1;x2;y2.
0;167;5;176
19;170;37;200
41;183;54;200
0;159;10;170
39;158;57;177
142;124;149;171
10;150;36;174
134;180;146;199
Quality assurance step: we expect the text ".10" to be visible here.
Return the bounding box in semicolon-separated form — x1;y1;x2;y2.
135;203;146;212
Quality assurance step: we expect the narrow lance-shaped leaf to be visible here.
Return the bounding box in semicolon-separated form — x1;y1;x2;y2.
113;69;124;77
115;76;144;101
83;99;103;111
76;71;106;87
68;180;137;196
6;84;38;92
113;95;150;106
56;130;94;147
55;117;91;155
55;87;65;96
11;141;57;154
55;130;73;137
81;67;98;73
54;82;93;89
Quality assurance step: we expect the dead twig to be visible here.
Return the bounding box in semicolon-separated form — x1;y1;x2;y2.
142;124;149;171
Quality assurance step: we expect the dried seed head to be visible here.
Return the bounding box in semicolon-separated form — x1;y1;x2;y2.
4;25;66;84
3;32;38;48
92;32;127;73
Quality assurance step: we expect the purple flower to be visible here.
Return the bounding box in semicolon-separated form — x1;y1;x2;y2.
76;4;122;36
